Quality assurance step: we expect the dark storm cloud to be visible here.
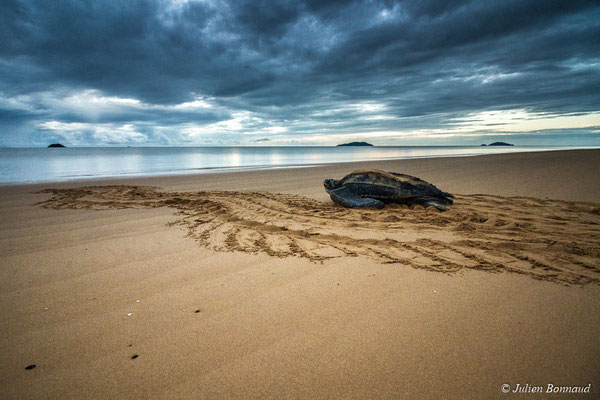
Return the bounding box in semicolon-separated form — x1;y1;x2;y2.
0;0;599;145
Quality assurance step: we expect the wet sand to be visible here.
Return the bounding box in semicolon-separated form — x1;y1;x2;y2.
1;149;599;399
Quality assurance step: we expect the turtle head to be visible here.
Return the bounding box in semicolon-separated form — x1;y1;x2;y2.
323;178;340;193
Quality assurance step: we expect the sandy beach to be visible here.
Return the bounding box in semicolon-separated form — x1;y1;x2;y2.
1;149;599;399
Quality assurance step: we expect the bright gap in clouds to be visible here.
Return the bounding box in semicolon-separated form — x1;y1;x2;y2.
34;105;600;146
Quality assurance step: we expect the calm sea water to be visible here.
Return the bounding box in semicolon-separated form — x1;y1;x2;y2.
0;146;591;184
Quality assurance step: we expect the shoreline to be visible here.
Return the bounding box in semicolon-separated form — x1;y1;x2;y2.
1;146;597;187
3;148;599;203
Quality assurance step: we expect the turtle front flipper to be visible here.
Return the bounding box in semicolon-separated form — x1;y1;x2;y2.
329;186;384;209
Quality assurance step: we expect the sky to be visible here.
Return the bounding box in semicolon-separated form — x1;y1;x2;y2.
1;0;599;147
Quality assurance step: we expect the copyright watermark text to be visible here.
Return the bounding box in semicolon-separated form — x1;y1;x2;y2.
501;383;591;394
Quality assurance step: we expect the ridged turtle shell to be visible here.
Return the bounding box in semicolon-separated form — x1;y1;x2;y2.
337;170;450;200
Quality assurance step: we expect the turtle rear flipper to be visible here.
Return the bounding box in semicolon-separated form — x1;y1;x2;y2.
329;187;384;209
422;200;448;211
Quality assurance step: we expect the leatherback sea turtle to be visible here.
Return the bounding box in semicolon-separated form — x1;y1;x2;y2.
323;170;454;211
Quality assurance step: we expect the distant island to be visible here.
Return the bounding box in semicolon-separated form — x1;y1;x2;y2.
481;142;514;147
47;143;66;148
337;141;373;147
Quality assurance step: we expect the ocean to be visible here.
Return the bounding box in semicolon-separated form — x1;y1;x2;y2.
0;145;592;184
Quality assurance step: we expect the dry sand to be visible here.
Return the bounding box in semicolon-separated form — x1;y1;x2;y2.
1;149;599;399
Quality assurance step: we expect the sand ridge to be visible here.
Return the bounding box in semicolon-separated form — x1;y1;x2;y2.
36;185;600;285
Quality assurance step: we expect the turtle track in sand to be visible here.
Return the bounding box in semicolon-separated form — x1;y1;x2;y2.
36;185;600;285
